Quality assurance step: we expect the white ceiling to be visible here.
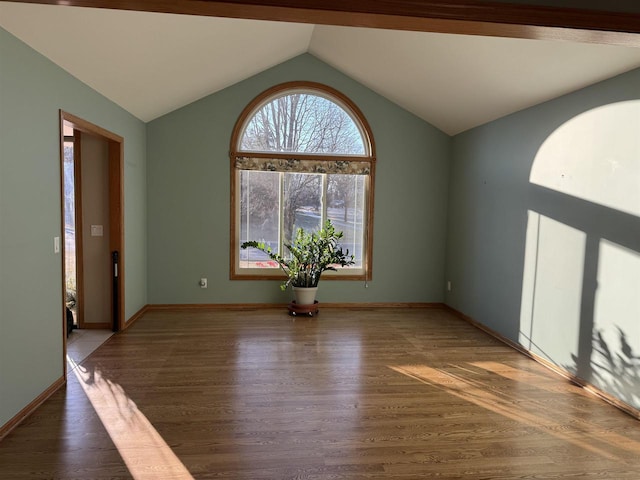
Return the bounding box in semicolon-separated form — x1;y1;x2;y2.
2;2;640;135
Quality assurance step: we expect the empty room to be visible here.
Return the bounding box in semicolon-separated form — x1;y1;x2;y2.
1;1;639;478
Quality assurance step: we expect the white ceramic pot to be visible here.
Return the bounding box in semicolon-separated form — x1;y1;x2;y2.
293;286;318;305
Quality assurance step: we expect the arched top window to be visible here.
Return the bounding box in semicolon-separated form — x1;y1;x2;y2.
230;82;375;281
232;81;374;158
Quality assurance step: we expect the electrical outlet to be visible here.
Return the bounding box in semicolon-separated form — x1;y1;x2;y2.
199;278;208;288
447;280;452;292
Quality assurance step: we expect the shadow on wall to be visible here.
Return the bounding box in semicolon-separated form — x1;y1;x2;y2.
519;100;640;410
581;326;640;408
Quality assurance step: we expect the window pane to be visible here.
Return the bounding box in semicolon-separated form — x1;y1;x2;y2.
241;93;365;155
63;140;77;315
239;170;280;267
327;174;365;268
239;171;366;271
283;173;322;247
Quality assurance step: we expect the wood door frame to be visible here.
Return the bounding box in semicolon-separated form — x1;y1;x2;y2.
59;111;125;363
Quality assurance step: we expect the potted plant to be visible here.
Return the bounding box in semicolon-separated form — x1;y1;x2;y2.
241;219;355;306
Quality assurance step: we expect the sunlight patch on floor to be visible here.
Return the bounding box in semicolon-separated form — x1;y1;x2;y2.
69;357;194;480
389;364;640;461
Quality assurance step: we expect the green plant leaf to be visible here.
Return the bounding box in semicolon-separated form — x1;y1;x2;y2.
241;219;355;290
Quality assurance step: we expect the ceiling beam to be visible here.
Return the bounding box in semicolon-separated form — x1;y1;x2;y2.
5;0;640;46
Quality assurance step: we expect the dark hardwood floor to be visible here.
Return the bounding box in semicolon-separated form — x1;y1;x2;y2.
1;307;639;479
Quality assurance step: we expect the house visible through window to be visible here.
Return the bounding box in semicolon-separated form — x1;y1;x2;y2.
230;81;375;280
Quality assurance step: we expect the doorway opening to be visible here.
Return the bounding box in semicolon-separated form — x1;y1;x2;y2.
59;111;124;371
62;123;79;331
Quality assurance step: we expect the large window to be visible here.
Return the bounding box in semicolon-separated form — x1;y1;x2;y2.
230;81;375;280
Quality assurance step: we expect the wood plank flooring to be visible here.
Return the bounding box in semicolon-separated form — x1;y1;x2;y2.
1;307;639;479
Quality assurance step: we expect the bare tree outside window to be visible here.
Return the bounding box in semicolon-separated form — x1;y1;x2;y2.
241;93;365;155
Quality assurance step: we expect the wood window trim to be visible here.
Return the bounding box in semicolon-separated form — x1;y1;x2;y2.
229;81;376;282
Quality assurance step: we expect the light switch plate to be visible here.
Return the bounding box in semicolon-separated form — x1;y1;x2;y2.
90;225;104;237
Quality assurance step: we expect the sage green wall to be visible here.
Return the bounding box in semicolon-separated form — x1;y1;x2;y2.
446;68;640;410
147;54;451;304
0;28;147;427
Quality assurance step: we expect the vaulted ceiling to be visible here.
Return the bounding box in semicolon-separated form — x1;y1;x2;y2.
2;1;640;134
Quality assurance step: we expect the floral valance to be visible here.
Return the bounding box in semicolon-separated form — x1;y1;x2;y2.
234;156;371;175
